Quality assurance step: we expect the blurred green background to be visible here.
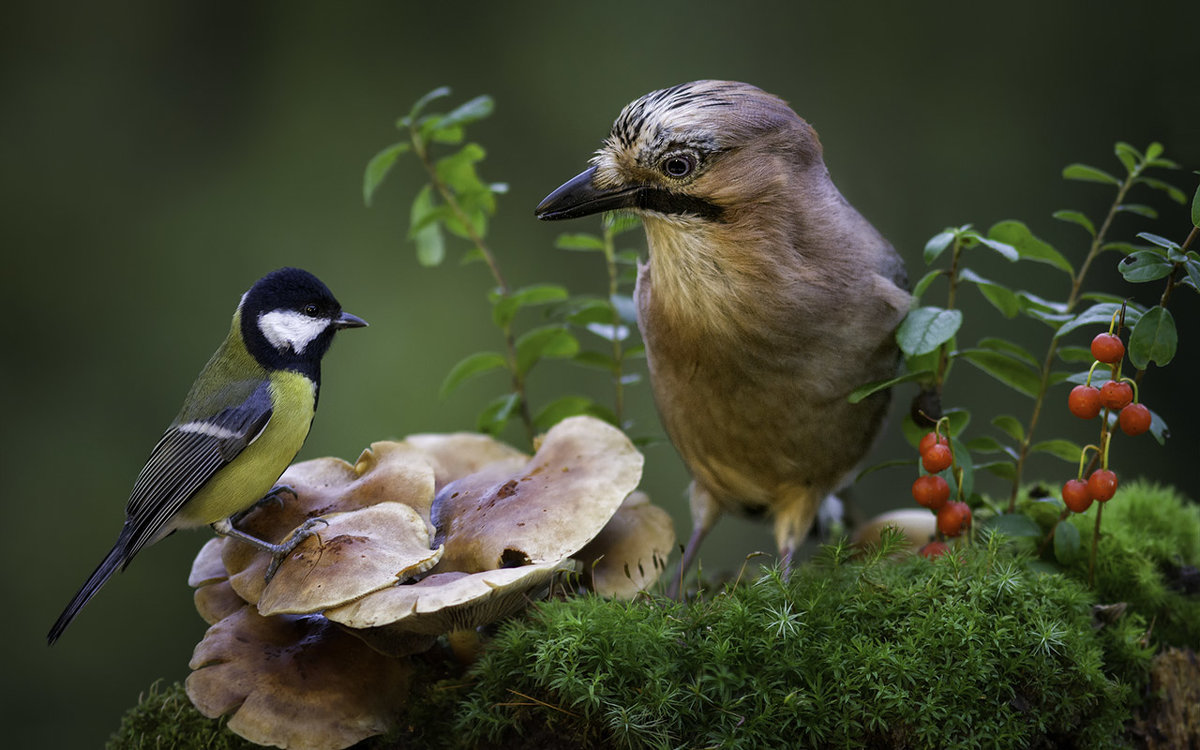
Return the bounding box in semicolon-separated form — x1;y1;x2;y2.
5;1;1199;746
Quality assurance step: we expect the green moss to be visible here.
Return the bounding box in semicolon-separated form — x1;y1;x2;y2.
446;535;1143;749
107;681;256;750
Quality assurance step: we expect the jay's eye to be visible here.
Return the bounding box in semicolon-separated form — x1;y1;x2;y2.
662;153;697;179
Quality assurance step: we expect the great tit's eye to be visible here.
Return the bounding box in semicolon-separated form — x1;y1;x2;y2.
303;303;320;318
661;153;697;179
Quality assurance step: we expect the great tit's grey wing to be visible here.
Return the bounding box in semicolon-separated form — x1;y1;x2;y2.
121;380;274;561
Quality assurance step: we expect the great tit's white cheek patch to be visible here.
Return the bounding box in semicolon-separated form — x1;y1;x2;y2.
258;310;330;354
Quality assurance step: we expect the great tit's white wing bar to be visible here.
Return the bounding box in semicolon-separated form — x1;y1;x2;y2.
121;382;274;559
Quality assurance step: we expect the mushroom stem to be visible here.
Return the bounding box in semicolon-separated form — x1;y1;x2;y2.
446;628;484;665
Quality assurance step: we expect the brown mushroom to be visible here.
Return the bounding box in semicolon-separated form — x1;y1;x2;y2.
575;491;675;598
186;606;412;750
852;508;938;552
429;416;643;574
402;432;528;491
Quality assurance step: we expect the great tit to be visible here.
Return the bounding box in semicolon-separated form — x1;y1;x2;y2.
47;267;367;645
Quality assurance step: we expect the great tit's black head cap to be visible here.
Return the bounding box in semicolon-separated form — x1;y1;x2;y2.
240;267;366;376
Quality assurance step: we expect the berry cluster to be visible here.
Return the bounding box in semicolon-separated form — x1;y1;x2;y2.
910;423;971;558
1060;327;1151;513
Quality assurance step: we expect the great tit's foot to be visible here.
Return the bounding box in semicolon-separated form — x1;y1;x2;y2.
229;485;298;525
264;517;330;581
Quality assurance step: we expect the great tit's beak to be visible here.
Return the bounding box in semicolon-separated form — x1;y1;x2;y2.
535;166;641;221
335;311;368;330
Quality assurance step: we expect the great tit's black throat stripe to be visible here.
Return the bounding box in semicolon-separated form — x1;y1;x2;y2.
635;188;725;222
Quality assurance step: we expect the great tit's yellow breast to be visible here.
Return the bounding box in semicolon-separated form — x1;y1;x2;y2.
177;370;316;526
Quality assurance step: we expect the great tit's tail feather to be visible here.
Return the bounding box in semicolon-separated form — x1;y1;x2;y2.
47;539;130;646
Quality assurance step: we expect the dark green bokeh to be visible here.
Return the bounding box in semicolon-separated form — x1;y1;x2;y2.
5;2;1198;746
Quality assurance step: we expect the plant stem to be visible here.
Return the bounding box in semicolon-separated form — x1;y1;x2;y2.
1134;224;1197;386
933;238;964;392
601;215;626;426
1088;502;1104;588
1007;168;1140;511
410;127;535;442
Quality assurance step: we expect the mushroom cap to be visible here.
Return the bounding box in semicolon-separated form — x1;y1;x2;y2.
188;537;228;588
575;491;675;598
186;606;412;750
257;502;444;616
852;508;938;551
325;559;578;635
402;432;528;492
429;416;643;573
194;579;246;625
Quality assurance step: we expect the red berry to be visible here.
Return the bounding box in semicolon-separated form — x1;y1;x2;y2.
1100;381;1133;410
937;501;972;537
1087;469;1119;502
918;431;950;456
912;475;951;511
1068;385;1103;420
1118;403;1151;436
922;443;954;473
1090;333;1125;364
919;541;950;559
1061;479;1093;513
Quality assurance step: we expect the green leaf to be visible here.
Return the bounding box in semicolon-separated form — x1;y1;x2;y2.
516;325;580;375
438;95;495;129
1030;439;1083;464
911;269;942;300
1062;163;1121;186
401;86;452;127
611;294;637;324
571;350;618;373
603;211;641;235
555;233;606;251
923;231;956;264
439;352;508;399
1053;520;1083;564
1136;232;1182;252
1055;303;1141;339
992;415;1025;443
1057;345;1094;364
1117;204;1158;219
409;185;445;266
491;284;570;328
436;143;487;194
1192;174;1200;227
1127;306;1177;368
896;307;962;356
976;337;1039;366
1051;210;1095;237
959;269;1020;318
476;392;520;435
987;513;1043;539
1144;142;1163;162
846;369;934;404
1137;176;1187;204
965;232;1019;262
1183;257;1200;292
1118;251;1175;283
976;460;1018;481
854;458;914;483
987;221;1074;275
1148;407;1170;446
965;435;1011;455
1114;142;1141;175
363;141;411;207
956;349;1041;397
533;396;616;431
566;298;616;326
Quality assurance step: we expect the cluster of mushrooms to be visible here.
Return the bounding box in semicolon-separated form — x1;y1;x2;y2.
184;416;673;750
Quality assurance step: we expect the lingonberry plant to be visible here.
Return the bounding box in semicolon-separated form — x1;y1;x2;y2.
363;87;645;447
856;141;1200;580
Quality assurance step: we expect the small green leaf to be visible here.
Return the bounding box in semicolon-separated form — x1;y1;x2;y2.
923;231;956;264
1137;176;1187;204
436;143;487;194
555;233;606;251
1030;439;1083;464
1192;174;1200;227
1127;306;1177;368
476;392;520;435
896;307;962;356
988;513;1043;539
854;458;914;482
1144;142;1163;162
1136;232;1182;252
409;185;445;266
987;221;1074;276
911;269;942;300
959;269;1020;318
847;369;934;404
1183;257;1200;292
1056;345;1094;364
491;284;570;328
363;141;411;207
1118;251;1175;283
571;350;619;373
1053;520;1083;564
603;211;641;235
533;395;616;431
978;461;1018;481
965;436;1009;454
976;337;1039;366
1062;163;1121;186
402;86;452;127
1055;303;1142;339
1114;142;1141;175
1117;204;1158;219
968;233;1019;262
566;298;616;326
1051;210;1095;237
956;349;1041;397
516;325;581;375
438;95;495;129
439;352;508;399
992;415;1025;443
